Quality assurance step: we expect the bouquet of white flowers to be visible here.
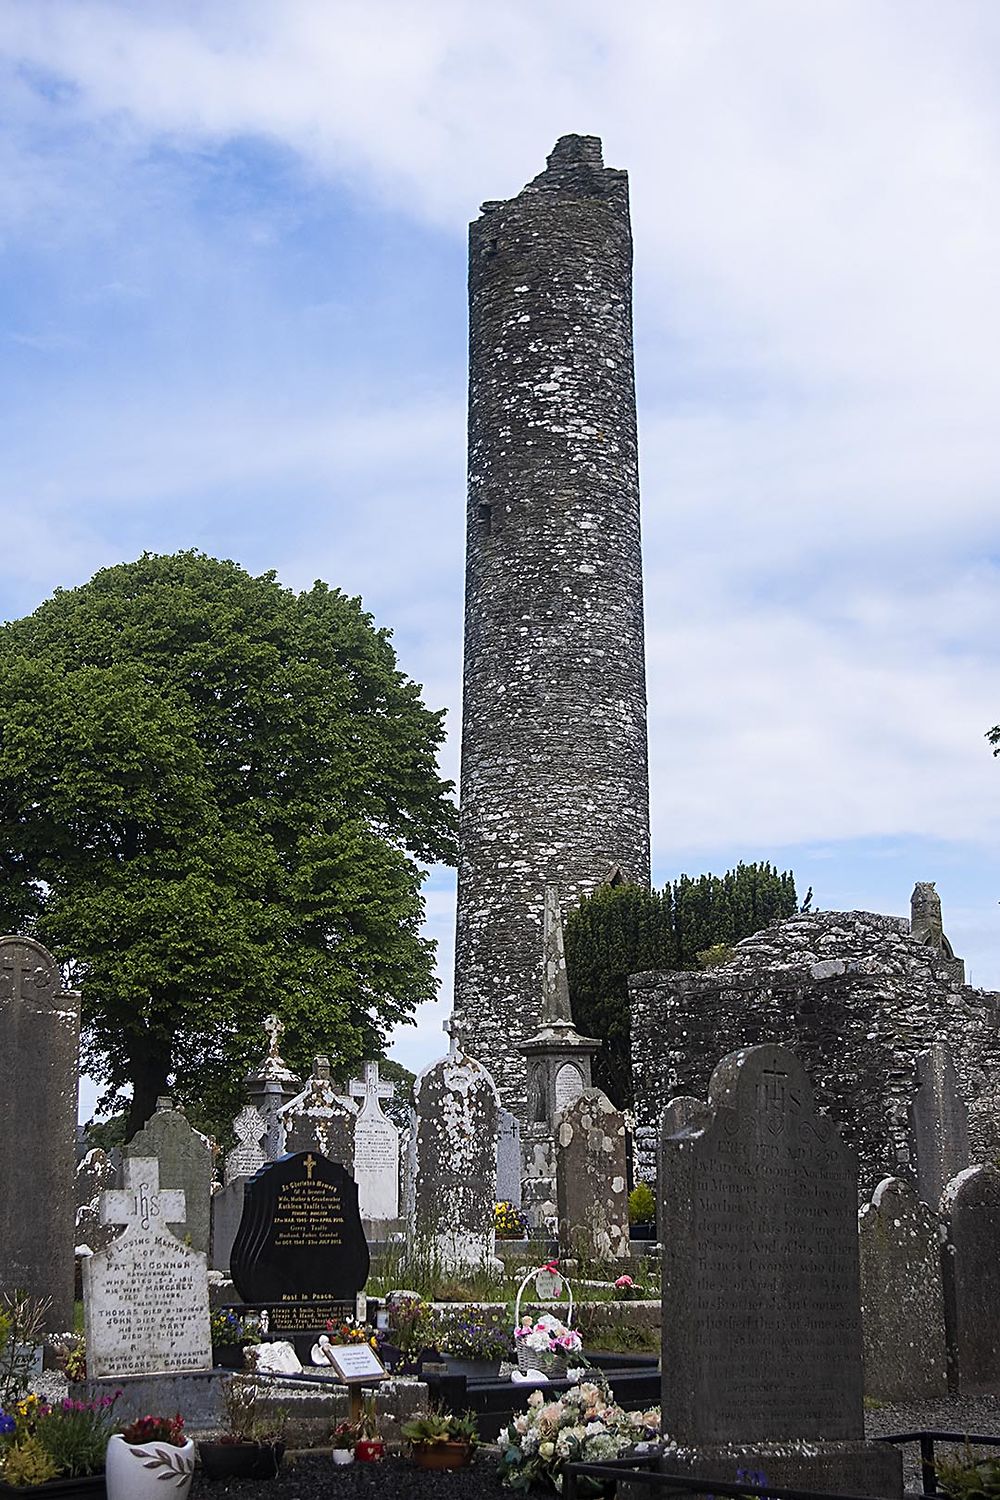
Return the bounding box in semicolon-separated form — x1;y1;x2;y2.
497;1380;659;1493
513;1313;582;1374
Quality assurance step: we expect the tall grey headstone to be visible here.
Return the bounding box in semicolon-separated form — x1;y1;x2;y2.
280;1056;356;1168
908;1044;970;1209
941;1164;1000;1392
556;1089;629;1262
496;1109;522;1209
83;1157;211;1378
0;936;80;1333
349;1062;399;1222
123;1096;214;1255
660;1044;901;1498
411;1048;499;1268
859;1176;947;1401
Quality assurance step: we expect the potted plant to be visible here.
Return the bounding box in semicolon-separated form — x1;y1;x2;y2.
354;1398;384;1463
402;1409;478;1471
494;1201;529;1241
210;1310;255;1370
0;1393;118;1498
432;1305;514;1379
330;1420;358;1466
106;1414;194;1500
627;1182;656;1240
198;1375;288;1481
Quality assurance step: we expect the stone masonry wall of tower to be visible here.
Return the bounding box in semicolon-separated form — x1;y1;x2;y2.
453;135;651;1117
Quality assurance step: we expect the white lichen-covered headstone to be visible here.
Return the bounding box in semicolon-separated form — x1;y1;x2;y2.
75;1148;118;1255
349;1062;400;1221
411;1049;499;1268
225;1105;267;1185
941;1163;1000;1392
556;1088;630;1262
83;1157;211;1378
280;1056;356;1168
859;1176;947;1401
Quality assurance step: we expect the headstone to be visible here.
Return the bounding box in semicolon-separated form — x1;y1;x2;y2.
83;1156;211;1378
908;1044;970;1208
0;936;81;1333
247;1014;302;1161
411;1049;499;1268
556;1088;629;1262
210;1178;248;1274
230;1151;369;1336
859;1176;947;1401
660;1044;901;1498
940;1164;1000;1392
496;1109;523;1209
123;1096;214;1255
554;1062;585;1113
75;1148;118;1255
226;1105;267;1184
280;1057;356;1169
349;1062;400;1221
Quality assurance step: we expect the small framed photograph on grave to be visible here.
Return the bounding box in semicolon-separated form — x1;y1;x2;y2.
324;1343;388;1384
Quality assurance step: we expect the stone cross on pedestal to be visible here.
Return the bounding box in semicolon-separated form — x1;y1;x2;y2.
349;1062;394;1117
443;1017;458;1056
100;1156;186;1234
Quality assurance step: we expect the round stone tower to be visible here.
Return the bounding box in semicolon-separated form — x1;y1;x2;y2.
453;135;650;1115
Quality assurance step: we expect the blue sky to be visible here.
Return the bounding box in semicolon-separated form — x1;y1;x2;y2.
1;2;999;1117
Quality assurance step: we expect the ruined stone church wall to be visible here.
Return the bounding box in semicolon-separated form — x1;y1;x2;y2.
630;909;1000;1197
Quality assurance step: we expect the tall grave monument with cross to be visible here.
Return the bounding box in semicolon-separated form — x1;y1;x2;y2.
83;1157;212;1379
349;1062;400;1222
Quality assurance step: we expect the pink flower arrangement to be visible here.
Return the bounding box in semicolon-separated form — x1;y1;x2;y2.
513;1313;582;1356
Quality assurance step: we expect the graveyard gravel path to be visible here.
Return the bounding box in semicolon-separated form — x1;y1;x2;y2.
190;1451;510;1499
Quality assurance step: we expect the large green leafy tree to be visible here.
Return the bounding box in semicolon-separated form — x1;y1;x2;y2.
0;552;457;1135
564;863;798;1109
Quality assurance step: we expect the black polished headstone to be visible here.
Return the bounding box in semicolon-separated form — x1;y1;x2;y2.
230;1151;369;1326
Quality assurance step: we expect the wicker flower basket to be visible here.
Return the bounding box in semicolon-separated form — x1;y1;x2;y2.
516;1343;568;1377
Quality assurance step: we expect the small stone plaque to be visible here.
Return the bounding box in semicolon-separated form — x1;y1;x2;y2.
230;1151;370;1308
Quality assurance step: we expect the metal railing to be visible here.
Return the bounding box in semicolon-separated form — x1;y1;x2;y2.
563;1431;1000;1500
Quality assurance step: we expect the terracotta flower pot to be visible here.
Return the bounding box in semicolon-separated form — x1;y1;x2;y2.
106;1435;195;1500
411;1441;474;1471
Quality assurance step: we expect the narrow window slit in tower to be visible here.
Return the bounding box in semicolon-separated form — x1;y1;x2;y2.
477;502;493;536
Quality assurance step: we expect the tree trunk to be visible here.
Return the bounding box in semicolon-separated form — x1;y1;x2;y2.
126;1043;173;1140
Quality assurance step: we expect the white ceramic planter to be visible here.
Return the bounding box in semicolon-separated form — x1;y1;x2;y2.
331;1448;355;1465
106;1434;196;1500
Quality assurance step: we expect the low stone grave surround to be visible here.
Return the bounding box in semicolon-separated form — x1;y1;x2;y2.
80;1371;429;1443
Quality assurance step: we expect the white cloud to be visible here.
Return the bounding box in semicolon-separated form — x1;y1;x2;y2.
1;0;999;1089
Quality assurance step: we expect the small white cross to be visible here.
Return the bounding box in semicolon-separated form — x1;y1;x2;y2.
348;1061;394;1117
100;1157;186;1233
